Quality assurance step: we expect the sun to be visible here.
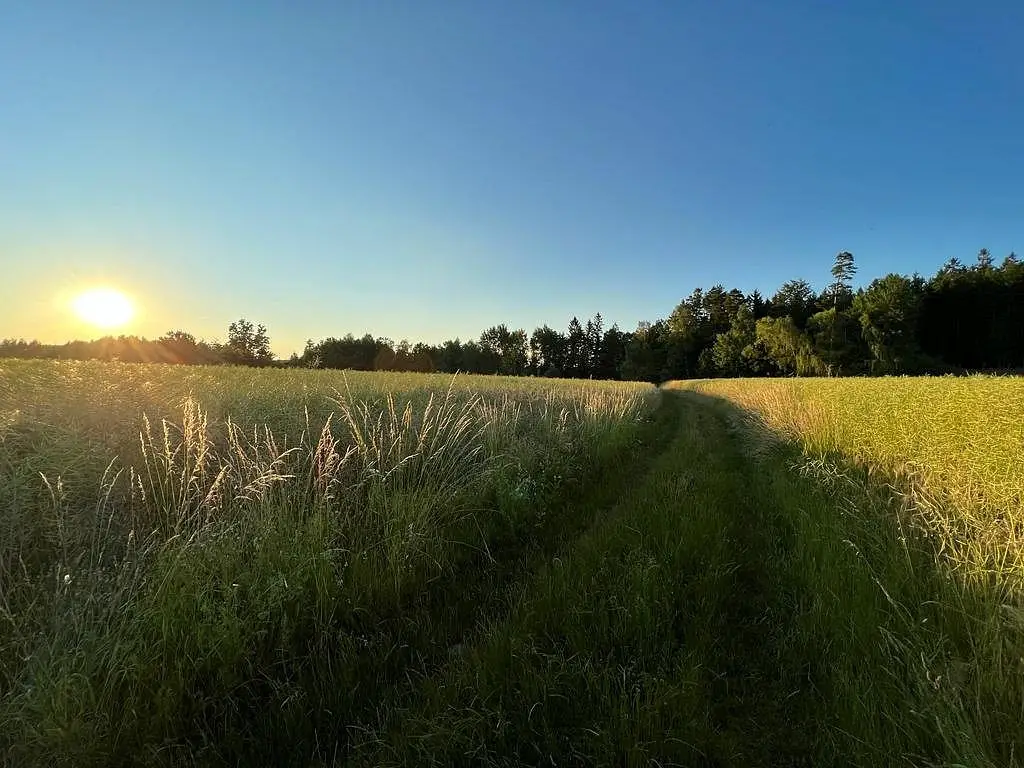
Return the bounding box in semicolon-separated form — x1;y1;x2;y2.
72;288;135;329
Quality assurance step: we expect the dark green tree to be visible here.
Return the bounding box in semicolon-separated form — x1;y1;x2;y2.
585;313;604;377
711;303;756;376
769;279;818;329
752;316;821;376
530;325;567;377
436;338;464;372
596;325;628;379
854;274;925;374
480;325;528;375
808;308;864;375
620;321;671;383
820;251;858;374
829;251;857;310
224;318;273;366
565;317;587;378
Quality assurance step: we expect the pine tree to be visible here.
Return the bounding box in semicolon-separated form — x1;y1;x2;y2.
566;317;586;378
830;251;857;310
585;313;604;377
827;251;857;375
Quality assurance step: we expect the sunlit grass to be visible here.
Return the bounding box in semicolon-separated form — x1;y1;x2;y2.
0;360;656;765
12;361;1021;764
669;375;1024;765
670;376;1024;588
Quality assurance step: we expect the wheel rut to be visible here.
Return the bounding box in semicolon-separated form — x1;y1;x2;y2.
350;392;825;766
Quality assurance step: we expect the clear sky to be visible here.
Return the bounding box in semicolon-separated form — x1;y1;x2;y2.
2;1;1021;357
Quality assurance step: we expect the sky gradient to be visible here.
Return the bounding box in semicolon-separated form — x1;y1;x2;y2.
2;1;1022;357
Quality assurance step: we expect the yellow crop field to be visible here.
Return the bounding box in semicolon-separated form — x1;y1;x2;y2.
672;376;1024;587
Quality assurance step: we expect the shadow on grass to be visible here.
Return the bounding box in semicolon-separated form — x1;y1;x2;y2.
346;391;821;767
130;395;685;767
676;389;1021;767
345;390;1020;767
9;388;1015;767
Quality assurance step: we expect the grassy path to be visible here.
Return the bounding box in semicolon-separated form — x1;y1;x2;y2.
20;386;989;765
12;373;1013;765
166;392;683;767
352;391;826;766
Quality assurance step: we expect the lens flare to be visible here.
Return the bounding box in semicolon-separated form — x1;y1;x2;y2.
72;288;135;329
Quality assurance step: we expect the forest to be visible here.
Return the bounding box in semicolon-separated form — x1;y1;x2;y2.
4;250;1022;381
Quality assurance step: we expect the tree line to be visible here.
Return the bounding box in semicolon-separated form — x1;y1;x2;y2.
4;250;1022;380
0;319;273;368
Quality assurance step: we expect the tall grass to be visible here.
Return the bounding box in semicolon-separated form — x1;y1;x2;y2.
0;360;656;765
670;376;1024;764
676;377;1024;588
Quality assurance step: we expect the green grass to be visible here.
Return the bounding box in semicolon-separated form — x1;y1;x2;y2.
3;361;1023;765
347;392;821;766
0;360;656;765
671;376;1024;765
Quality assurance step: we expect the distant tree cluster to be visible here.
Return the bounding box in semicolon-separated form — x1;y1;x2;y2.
291;314;628;379
0;320;272;367
4;249;1021;380
612;249;1021;381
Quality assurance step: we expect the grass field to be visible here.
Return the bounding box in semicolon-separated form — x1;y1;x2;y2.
674;377;1024;588
670;376;1024;766
0;361;656;765
2;361;1023;765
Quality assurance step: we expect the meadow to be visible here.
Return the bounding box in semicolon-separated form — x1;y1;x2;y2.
3;361;1024;766
0;360;657;765
671;376;1024;766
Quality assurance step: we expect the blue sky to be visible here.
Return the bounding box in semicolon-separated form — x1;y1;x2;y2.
2;1;1021;356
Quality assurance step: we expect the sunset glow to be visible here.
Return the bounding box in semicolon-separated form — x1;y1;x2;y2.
72;288;135;329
